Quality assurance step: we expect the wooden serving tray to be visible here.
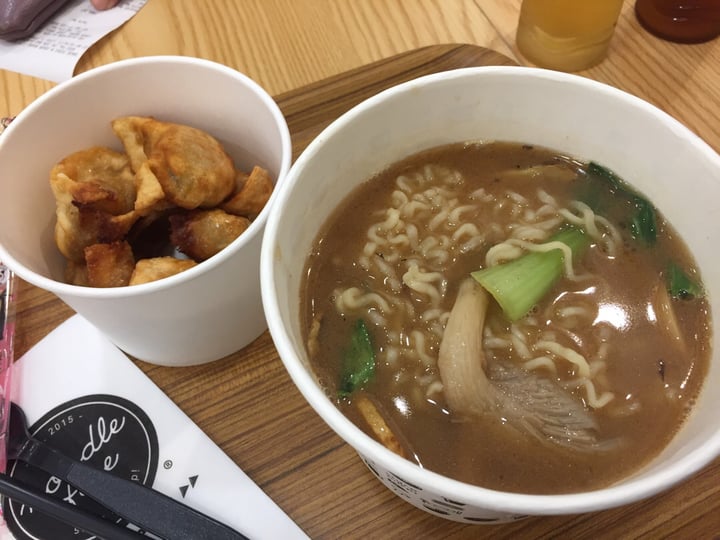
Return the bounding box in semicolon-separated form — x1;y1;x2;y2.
14;44;719;538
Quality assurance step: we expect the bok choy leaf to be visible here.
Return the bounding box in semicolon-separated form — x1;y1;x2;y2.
471;227;590;322
667;262;703;300
339;319;375;397
586;162;657;245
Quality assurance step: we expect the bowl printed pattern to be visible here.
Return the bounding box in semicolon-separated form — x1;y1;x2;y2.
360;456;528;523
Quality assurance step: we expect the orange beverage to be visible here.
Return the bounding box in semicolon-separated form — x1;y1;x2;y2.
516;0;624;71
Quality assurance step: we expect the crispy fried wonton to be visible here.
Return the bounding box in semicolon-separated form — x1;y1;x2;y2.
129;257;198;286
134;161;168;215
112;116;235;209
170;209;251;261
222;165;274;219
51;116;274;287
84;241;135;288
50;147;139;262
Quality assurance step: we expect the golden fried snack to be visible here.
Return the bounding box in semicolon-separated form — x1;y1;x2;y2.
52;147;136;211
51;117;269;287
84;241;136;288
112;116;235;209
222;165;273;219
64;260;89;287
50;147;140;262
134;161;168;215
129;257;198;286
169;209;250;261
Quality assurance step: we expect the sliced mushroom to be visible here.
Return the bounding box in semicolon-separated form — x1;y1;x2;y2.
438;278;611;452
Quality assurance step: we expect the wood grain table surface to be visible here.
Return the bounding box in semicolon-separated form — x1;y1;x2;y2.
2;1;720;538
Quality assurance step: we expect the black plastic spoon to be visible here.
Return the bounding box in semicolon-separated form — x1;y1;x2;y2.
0;471;143;539
8;402;249;540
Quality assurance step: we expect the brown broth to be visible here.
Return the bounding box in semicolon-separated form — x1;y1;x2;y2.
301;142;711;494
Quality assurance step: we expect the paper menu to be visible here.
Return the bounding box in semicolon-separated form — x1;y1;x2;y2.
5;315;308;540
0;0;147;83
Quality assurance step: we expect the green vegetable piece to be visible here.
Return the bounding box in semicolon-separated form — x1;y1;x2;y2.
629;197;657;245
587;161;626;194
667;262;703;300
587;161;657;245
471;227;590;322
339;319;375;397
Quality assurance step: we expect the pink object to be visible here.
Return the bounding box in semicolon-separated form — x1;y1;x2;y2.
0;264;14;475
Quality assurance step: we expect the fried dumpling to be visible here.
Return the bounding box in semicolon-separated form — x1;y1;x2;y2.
50;147;139;262
84;241;136;288
170;208;250;261
129;256;198;286
112;116;235;210
222;165;274;219
133;161;168;215
51;116;265;287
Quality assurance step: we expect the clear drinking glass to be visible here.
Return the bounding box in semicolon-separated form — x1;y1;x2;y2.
516;0;625;71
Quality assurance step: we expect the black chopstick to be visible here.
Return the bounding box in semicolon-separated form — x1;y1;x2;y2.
0;472;144;540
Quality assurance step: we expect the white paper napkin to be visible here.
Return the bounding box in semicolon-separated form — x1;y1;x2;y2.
6;314;308;540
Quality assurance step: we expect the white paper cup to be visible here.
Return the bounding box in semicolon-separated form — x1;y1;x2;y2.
261;66;720;522
0;56;291;366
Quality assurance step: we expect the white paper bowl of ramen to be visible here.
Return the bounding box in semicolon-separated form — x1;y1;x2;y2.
261;66;720;522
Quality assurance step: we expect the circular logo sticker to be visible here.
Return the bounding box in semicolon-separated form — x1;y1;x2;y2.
4;394;159;540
